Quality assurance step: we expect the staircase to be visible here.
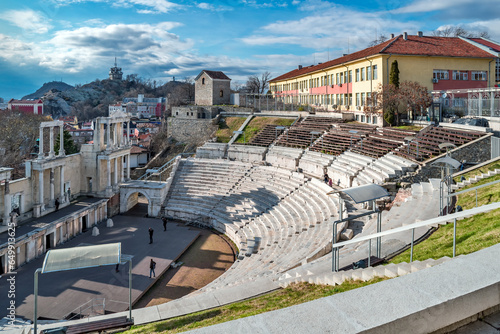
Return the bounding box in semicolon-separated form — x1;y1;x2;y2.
452;168;500;190
278;257;453;287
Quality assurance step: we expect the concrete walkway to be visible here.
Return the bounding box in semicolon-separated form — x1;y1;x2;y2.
0;214;199;322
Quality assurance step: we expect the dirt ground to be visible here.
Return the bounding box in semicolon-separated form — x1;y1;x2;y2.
133;224;236;308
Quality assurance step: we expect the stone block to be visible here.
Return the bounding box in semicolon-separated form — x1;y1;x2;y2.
340;229;354;240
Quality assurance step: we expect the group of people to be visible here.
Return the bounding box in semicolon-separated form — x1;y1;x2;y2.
324;172;340;188
147;216;169;278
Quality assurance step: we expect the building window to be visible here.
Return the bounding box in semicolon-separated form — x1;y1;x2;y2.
336;73;340;85
361;68;365;81
361;115;365;122
220;90;223;97
348;70;352;83
356;115;360;121
361;93;365;106
355;69;360;82
471;71;487;81
453;71;468;80
496;58;500;82
373;65;378;80
202;78;205;84
348;94;352;106
433;70;449;80
372;116;377;124
356;93;360;106
367;66;372;81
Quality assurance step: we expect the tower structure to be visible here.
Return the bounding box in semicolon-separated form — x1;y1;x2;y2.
109;57;123;81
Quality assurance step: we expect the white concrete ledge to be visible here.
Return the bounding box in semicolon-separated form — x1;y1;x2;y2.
187;243;500;333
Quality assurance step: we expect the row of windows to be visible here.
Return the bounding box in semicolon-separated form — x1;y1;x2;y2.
433;70;488;81
496;59;500;82
355;114;378;125
272;65;378;92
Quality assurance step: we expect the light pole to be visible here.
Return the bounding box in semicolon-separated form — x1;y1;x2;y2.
310;130;321;149
275;126;286;141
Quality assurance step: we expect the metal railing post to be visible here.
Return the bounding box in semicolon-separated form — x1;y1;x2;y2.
410;228;415;262
368;239;372;267
129;258;133;321
34;268;41;334
453;218;457;257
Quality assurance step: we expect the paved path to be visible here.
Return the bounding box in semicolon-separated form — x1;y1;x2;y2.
0;197;102;245
0;214;199;321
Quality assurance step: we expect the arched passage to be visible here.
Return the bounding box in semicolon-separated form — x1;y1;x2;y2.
119;181;169;218
121;190;152;216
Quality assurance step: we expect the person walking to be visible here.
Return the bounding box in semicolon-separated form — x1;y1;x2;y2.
55;198;60;211
162;217;167;231
148;227;154;244
149;259;156;278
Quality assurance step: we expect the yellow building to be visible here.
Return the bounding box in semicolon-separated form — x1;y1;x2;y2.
270;32;499;125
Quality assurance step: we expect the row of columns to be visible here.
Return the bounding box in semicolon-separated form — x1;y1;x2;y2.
38;166;66;211
39;123;65;160
105;121;131;151
106;154;131;190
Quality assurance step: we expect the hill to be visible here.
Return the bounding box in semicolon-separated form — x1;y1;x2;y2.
38;77;190;120
22;81;74;100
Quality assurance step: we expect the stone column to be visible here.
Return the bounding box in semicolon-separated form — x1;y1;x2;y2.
114;158;118;186
60;166;65;203
3;181;11;225
49;127;55;158
59;126;64;156
127;154;131;180
119;123;123;147
50;168;55;206
38;127;44;159
120;156;125;182
39;170;45;210
107;159;111;188
127;121;130;145
106;122;111;150
113;123;117;148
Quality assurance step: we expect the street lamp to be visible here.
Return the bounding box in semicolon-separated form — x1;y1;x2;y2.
310;130;321;148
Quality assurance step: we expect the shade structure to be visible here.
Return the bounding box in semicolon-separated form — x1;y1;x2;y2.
339;183;390;204
41;243;121;274
431;156;461;169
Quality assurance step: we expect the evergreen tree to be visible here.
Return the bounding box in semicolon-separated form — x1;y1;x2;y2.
55;130;79;155
389;60;400;88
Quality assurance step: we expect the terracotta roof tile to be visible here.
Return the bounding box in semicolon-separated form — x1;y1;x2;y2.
469;38;500;53
202;70;231;80
270;35;495;82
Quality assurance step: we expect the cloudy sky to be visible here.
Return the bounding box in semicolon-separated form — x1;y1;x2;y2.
1;0;499;99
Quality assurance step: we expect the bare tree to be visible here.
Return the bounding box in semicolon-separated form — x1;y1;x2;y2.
368;35;388;47
432;26;490;38
246;71;272;95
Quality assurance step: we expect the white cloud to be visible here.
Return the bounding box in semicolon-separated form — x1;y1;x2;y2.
50;0;182;14
2;9;53;34
197;3;214;10
242;6;418;51
392;0;495;14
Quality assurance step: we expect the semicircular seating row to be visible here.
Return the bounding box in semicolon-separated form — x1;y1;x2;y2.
162;158;345;291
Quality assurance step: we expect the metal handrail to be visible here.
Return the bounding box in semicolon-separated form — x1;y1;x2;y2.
66;298;106;321
138;152;194;181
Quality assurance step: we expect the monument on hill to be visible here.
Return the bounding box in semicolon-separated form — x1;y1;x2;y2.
109;57;123;81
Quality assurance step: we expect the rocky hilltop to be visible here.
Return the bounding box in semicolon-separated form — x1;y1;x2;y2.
31;77;189;120
22;81;74;100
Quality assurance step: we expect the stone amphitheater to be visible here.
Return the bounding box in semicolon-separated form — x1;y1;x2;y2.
34;115;500;333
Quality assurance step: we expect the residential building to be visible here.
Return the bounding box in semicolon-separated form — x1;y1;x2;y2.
269;33;499;125
110;94;166;119
7;99;43;114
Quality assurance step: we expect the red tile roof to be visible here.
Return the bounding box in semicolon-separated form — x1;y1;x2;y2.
469;38;500;53
270;35;495;82
8;99;43;104
130;146;147;154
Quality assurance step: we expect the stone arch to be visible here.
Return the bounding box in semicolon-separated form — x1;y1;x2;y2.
120;189;153;216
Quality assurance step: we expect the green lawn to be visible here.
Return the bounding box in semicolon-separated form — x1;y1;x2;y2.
453;159;500;183
216;117;246;143
390;173;500;264
122;279;387;334
235;117;295;144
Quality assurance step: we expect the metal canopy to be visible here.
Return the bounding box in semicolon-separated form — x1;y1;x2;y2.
41;243;121;274
339;183;389;204
438;142;457;150
431;156;461;169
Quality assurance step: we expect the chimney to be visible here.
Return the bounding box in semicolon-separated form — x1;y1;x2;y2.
403;32;408;40
390;33;395;38
418;31;423;37
298;65;303;70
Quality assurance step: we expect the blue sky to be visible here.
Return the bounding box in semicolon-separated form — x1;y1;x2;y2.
0;0;499;99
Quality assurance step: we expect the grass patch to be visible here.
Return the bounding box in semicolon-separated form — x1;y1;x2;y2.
123;278;387;334
216;117;246;143
394;125;423;131
235;117;295;144
453;160;500;183
390;173;500;264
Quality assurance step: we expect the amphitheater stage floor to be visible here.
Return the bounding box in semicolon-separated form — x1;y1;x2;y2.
0;215;200;322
